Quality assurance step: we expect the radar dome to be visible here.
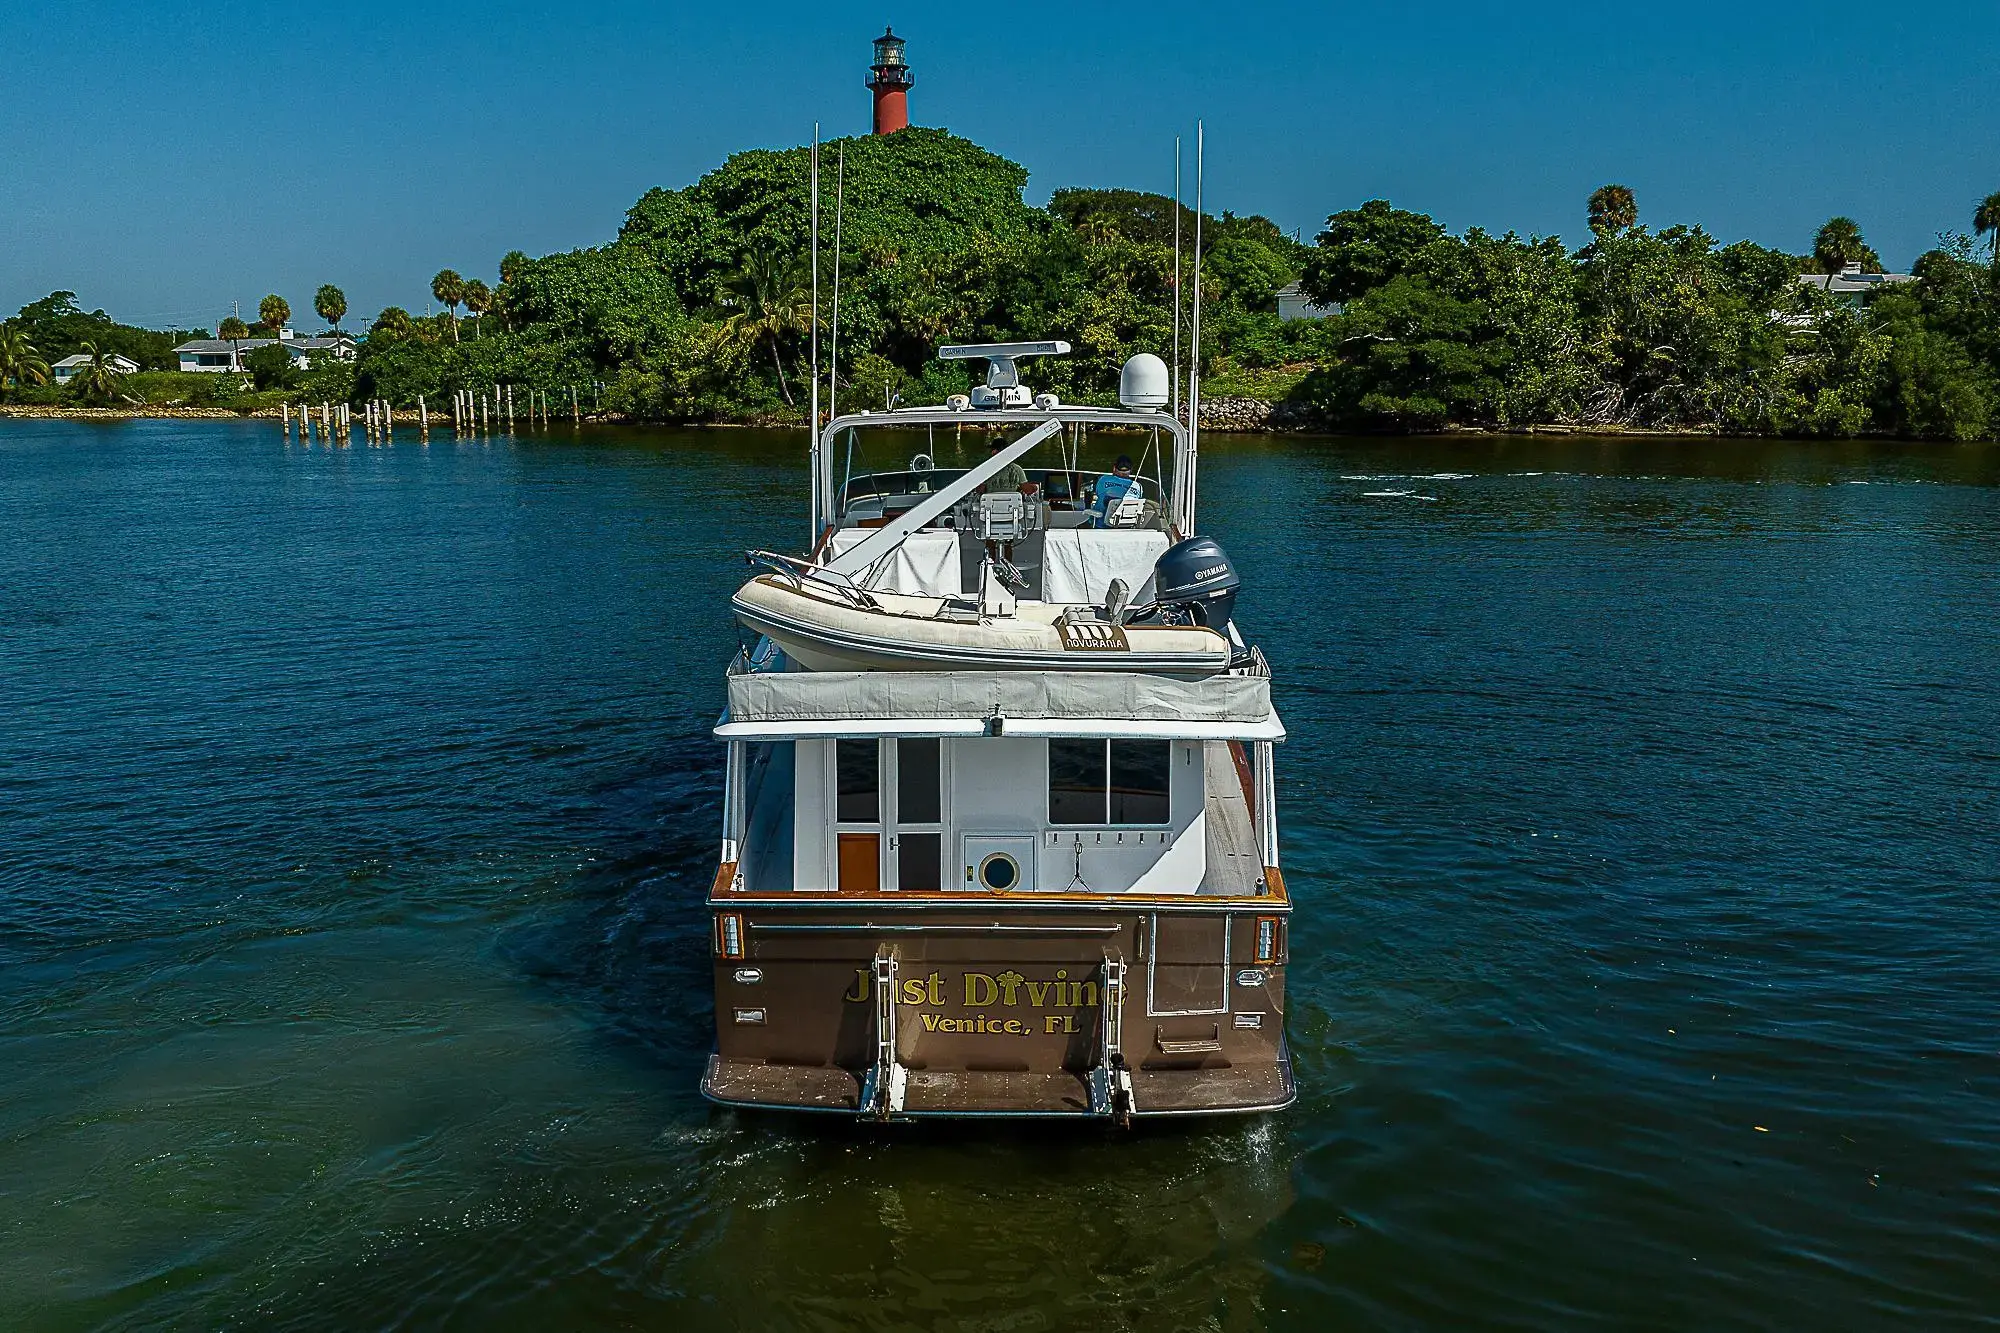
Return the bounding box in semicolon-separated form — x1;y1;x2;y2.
1118;353;1169;410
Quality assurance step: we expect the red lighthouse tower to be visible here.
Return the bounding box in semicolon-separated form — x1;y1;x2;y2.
866;27;913;134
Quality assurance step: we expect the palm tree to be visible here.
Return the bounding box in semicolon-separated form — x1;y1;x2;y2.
462;279;492;338
431;269;465;342
371;307;414;340
499;251;529;287
68;341;128;404
1974;192;2000;269
718;252;811;407
315;284;348;333
0;325;51;399
1587;184;1638;236
258;293;290;336
218;315;250;371
1812;217;1881;275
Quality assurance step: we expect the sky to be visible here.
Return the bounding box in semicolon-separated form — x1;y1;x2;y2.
5;1;1997;331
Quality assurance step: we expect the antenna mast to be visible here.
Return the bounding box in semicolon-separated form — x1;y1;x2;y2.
809;126;821;542
1172;135;1182;426
829;143;845;423
1187;120;1204;530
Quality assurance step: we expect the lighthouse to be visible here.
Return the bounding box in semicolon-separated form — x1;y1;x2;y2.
866;27;913;134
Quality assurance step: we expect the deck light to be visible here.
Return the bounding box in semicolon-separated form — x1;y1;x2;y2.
1253;916;1280;966
716;912;745;959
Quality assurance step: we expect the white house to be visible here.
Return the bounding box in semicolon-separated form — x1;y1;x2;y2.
50;352;142;382
1796;262;1914;308
1275;281;1342;321
172;329;358;373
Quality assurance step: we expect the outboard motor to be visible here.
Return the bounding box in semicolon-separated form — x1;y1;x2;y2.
1152;535;1242;630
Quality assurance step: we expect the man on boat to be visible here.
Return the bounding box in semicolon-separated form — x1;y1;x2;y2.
1092;455;1139;527
982;435;1034;564
982;434;1030;498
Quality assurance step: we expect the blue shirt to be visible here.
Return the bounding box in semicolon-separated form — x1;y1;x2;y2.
1092;472;1139;526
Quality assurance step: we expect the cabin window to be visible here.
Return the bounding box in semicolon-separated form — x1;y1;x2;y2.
897;738;940;823
1047;739;1171;826
895;738;943;891
836;739;879;822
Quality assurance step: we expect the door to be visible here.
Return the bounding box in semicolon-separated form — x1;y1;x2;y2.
891;737;944;892
832;738;947;892
834;739;880;892
1147;913;1229;1016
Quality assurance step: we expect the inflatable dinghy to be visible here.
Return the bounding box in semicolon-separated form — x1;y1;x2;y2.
732;574;1233;677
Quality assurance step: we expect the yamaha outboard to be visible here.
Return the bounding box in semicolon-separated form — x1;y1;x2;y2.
1152;535;1242;630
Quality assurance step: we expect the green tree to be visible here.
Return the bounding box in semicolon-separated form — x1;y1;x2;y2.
1974;192;2000;268
9;291;195;369
218;315;250;370
371;306;414;340
315;284;347;332
243;342;302;390
0;325;51;398
1812;217;1882;274
431;269;465;341
717;252;810;406
67;341;129;404
1296;276;1509;430
1300;200;1450;306
462;279;493;338
258;293;290;334
1587;184;1638;236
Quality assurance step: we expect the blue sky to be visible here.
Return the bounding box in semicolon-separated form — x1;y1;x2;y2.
5;1;1996;331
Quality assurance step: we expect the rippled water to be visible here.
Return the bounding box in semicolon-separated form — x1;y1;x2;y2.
3;419;1997;1330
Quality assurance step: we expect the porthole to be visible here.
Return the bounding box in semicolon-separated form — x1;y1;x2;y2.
977;852;1020;892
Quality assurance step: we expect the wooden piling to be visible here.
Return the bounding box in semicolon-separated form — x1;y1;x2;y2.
570;385;580;425
419;394;428;439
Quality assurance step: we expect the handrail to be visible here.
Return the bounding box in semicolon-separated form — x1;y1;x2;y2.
743;550;879;610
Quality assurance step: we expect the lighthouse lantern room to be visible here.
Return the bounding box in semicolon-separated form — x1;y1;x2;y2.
866;27;914;134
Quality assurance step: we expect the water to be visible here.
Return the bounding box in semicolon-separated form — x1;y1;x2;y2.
3;419;1997;1330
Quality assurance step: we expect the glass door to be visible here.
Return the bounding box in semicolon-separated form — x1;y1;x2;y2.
891;738;944;891
833;739;880;892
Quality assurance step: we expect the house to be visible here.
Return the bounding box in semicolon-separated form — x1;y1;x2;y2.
1796;262;1915;309
171;329;358;373
50;352;142;382
1275;281;1342;321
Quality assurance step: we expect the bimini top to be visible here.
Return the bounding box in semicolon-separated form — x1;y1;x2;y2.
716;666;1283;741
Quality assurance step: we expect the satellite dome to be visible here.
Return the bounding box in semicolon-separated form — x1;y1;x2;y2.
1118;353;1169;410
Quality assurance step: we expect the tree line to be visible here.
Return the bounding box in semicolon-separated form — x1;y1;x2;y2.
5;129;1998;439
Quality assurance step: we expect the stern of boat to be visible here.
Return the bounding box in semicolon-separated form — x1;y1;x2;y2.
701;892;1292;1122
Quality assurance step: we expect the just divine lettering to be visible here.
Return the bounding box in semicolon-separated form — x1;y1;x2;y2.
842;968;1099;1011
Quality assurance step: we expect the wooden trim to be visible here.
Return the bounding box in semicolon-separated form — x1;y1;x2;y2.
1262;866;1287;903
707;887;1291;912
711;860;740;896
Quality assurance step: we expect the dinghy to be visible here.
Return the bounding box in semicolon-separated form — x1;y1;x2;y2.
731;570;1233;677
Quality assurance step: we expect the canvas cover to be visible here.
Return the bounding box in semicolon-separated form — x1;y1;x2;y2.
1040;529;1170;606
726;669;1274;730
827;528;962;596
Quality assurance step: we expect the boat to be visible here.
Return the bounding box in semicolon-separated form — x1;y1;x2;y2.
701;340;1293;1122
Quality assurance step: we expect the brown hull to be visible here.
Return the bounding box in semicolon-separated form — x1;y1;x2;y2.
703;893;1292;1121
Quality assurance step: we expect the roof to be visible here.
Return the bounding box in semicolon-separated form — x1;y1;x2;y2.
173;335;354;354
50;352;140;369
1797;271;1915;295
